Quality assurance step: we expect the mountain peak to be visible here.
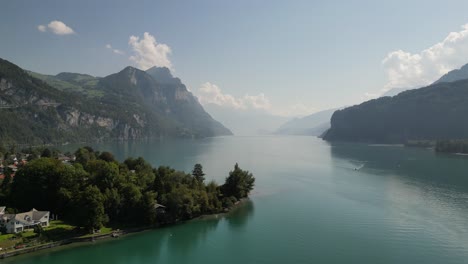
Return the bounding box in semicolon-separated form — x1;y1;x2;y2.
120;66;139;73
146;66;181;85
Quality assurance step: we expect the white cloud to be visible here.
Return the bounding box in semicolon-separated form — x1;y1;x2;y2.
37;25;46;32
198;82;248;110
382;23;468;91
197;82;314;117
37;20;75;35
128;32;172;70
363;92;379;100
105;44;124;55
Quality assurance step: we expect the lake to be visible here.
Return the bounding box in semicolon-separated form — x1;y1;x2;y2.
7;136;468;264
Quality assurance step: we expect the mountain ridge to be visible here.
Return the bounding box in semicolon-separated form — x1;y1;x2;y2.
323;79;468;143
0;58;231;145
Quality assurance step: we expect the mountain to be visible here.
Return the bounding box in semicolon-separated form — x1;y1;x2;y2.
143;66;232;137
322;79;468;143
379;63;468;98
381;87;412;97
27;71;103;98
434;63;468;84
274;108;337;136
0;58;231;145
202;104;289;136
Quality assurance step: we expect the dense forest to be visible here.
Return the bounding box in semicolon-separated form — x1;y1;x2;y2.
0;147;254;232
323;79;468;143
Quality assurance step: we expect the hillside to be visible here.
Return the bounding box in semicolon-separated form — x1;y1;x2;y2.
275;108;337;136
322;79;468;143
0;58;231;145
434;63;468;84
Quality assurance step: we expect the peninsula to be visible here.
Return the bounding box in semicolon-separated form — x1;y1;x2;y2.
0;146;255;258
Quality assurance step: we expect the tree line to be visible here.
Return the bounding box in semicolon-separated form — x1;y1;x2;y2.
0;147;255;232
435;140;468;154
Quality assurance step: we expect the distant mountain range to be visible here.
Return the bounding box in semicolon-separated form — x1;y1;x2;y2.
323;63;468;143
0;58;231;145
203;104;289;136
274;108;338;136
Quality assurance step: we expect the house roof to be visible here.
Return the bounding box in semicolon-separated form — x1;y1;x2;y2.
32;209;49;220
1;209;49;224
154;203;166;209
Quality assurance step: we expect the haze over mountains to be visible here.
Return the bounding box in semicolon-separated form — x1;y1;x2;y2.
274;108;337;136
202;104;289;136
0;58;231;145
323;62;468;143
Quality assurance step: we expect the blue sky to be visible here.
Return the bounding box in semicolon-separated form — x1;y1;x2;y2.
2;0;468;116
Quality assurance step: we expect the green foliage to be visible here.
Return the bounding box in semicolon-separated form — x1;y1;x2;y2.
221;163;255;200
33;224;44;236
70;185;107;232
2;147;254;231
192;163;205;183
41;148;52;158
10;158;84;212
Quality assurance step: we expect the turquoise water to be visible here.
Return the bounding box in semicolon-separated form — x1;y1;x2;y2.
7;136;468;263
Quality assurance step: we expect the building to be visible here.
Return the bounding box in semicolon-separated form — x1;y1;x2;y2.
154;203;166;214
0;208;50;234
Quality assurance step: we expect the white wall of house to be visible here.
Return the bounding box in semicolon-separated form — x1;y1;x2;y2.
1;211;50;234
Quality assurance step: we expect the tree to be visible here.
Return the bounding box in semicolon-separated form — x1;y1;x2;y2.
41;148;52;158
221;163;255;200
71;185;107;232
0;168;12;195
74;147;96;165
192;164;205;183
11;158;86;213
98;151;115;162
33;224;44;237
86;160;120;191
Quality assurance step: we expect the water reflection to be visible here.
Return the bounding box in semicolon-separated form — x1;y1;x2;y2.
61;138;216;171
165;201;255;263
328;142;468;257
225;200;255;231
329;142;468;189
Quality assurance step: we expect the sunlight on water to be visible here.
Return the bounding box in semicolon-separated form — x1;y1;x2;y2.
9;136;468;264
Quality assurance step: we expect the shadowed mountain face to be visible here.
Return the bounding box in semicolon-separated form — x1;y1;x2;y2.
323;79;468;143
323;62;468;144
0;58;231;145
144;66;233;137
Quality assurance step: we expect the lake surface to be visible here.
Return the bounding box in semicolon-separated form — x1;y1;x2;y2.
7;136;468;264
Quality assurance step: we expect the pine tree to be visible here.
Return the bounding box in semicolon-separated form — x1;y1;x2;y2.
192;164;205;183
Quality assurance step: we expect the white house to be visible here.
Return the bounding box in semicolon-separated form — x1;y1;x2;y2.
0;208;50;234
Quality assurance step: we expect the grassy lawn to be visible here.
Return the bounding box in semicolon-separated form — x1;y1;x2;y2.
45;220;75;231
78;226;113;238
0;234;15;242
0;221;115;250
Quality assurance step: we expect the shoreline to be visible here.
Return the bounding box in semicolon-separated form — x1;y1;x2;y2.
0;198;250;260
